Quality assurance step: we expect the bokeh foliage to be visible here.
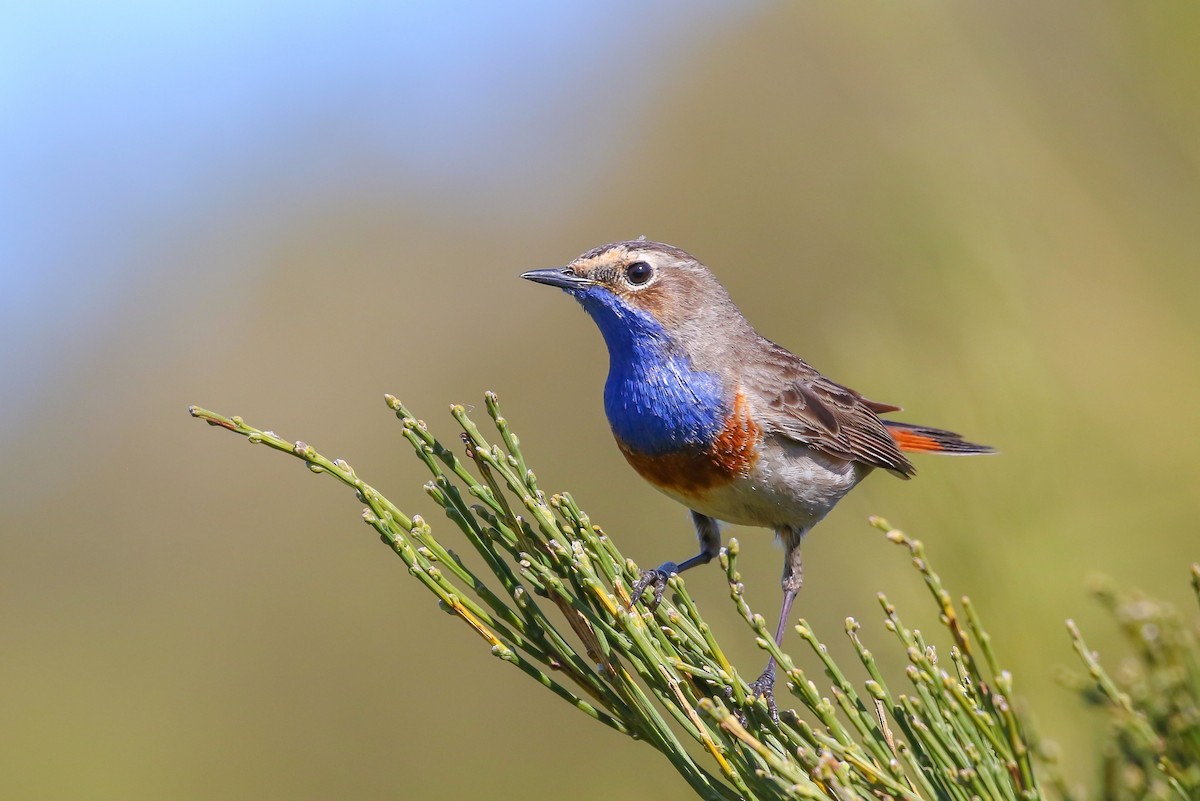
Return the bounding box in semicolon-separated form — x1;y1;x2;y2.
1062;576;1200;800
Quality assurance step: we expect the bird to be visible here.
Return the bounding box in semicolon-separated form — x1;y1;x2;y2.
521;239;993;714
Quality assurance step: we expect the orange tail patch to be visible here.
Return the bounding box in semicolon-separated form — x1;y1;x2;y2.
884;421;995;455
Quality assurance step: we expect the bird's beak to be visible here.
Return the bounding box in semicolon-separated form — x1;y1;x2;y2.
520;267;594;291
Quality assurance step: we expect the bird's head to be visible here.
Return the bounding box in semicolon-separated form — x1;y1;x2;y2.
522;240;745;354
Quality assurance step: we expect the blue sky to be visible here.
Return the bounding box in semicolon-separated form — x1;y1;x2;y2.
0;1;759;422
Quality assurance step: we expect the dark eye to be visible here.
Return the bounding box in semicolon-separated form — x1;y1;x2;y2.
625;261;653;286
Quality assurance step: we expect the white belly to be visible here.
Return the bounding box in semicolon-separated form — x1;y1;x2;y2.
656;438;872;531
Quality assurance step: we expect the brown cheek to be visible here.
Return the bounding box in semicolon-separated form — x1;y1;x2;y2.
634;284;668;319
642;276;699;327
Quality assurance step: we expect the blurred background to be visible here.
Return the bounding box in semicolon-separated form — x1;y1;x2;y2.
3;1;1198;798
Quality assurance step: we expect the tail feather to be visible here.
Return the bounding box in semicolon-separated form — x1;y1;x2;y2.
883;421;995;455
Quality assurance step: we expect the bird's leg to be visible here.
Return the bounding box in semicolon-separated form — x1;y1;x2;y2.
631;511;721;610
748;526;806;720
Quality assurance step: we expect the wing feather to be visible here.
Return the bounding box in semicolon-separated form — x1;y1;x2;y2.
750;340;915;477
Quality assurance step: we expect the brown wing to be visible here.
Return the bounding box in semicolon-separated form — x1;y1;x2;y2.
747;341;915;478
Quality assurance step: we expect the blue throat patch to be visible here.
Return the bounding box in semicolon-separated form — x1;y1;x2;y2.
572;286;726;455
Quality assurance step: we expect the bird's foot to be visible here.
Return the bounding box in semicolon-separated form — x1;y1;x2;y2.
630;562;680;611
746;663;779;723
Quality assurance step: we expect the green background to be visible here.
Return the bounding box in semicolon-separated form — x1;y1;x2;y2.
3;2;1198;798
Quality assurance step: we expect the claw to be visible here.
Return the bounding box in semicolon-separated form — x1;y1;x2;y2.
727;662;780;725
630;562;680;610
747;663;779;723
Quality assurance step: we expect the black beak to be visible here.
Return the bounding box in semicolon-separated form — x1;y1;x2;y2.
520;267;594;291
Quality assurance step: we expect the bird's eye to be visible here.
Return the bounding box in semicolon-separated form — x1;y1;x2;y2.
625;261;653;286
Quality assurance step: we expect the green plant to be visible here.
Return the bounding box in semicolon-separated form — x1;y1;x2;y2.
188;393;1198;800
1060;574;1200;800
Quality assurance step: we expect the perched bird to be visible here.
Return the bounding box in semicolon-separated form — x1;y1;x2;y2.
522;239;993;713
